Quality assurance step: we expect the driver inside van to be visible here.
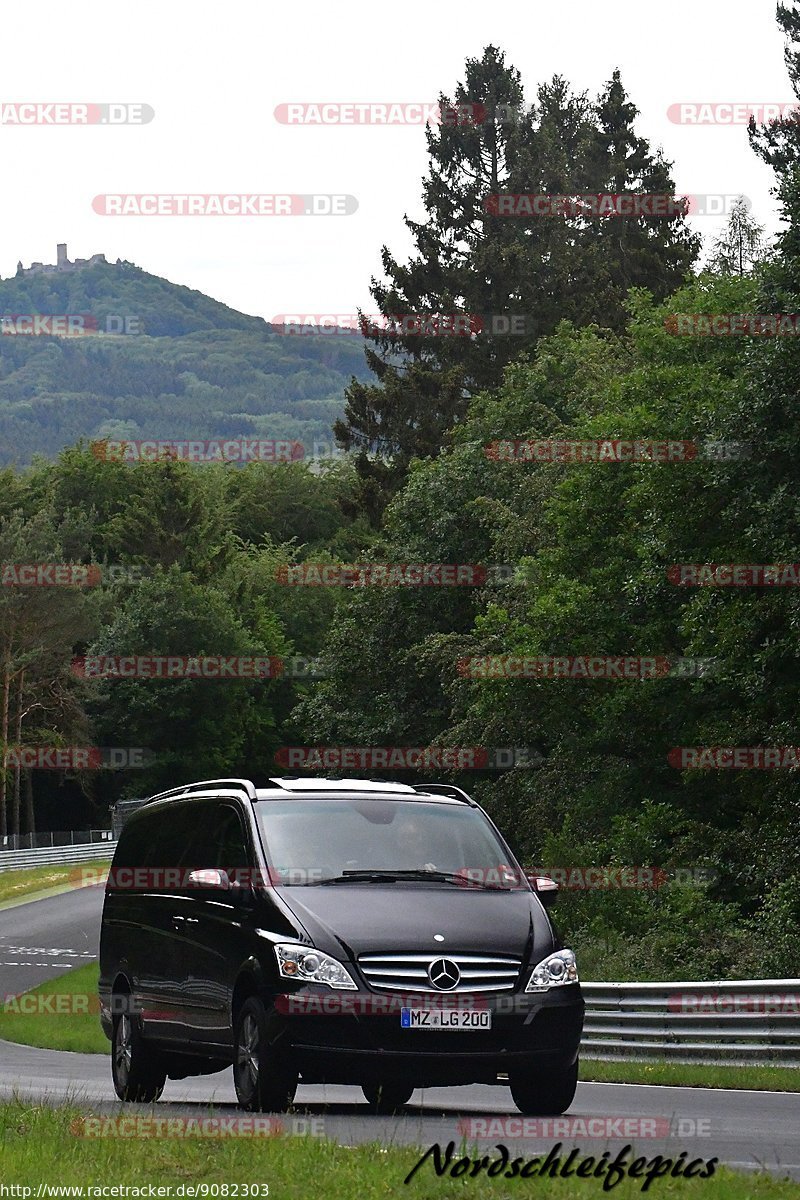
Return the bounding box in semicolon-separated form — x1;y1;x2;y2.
393;817;438;873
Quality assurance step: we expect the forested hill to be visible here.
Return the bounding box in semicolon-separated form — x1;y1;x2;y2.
0;259;371;465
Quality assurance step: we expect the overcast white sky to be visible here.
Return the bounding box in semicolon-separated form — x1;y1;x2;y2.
0;0;790;321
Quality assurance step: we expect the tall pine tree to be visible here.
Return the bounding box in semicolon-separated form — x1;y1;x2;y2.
337;52;698;523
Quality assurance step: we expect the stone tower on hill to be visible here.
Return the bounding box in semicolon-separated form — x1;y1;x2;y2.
16;245;107;277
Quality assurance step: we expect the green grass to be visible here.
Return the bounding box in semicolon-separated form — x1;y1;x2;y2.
580;1059;800;1093
1;965;798;1096
0;961;109;1054
0;1102;796;1196
0;860;110;905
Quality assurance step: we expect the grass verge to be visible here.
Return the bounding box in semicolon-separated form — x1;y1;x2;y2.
580;1059;800;1093
0;1102;797;1196
0;961;108;1054
0;860;110;905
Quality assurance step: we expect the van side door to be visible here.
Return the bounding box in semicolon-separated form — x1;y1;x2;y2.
173;799;255;1049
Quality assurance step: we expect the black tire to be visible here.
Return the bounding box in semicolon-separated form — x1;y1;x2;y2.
111;1005;166;1102
361;1082;415;1113
509;1059;578;1115
233;996;298;1112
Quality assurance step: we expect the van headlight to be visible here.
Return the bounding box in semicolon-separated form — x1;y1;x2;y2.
275;943;358;990
525;949;578;992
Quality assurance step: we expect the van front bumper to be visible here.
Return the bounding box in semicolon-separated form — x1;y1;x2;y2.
274;984;584;1086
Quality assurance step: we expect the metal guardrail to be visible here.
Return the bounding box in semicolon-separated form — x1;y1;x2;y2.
581;979;800;1067
0;829;114;852
0;841;115;872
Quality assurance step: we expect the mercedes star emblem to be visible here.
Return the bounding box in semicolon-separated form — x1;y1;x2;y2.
428;957;460;990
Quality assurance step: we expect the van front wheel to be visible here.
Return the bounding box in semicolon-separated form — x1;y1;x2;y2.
233;997;298;1112
509;1059;578;1115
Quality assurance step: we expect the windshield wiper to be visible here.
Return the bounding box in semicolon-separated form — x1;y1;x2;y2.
308;869;513;889
307;870;404;886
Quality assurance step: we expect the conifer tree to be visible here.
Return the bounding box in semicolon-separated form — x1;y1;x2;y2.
337;54;698;522
706;197;768;275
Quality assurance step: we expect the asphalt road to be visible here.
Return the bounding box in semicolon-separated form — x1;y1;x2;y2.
1;886;799;1180
0;884;102;994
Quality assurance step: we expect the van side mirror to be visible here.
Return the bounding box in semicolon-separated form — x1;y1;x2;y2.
187;868;231;891
532;876;559;907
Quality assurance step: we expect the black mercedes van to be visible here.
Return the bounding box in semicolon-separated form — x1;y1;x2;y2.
99;777;584;1114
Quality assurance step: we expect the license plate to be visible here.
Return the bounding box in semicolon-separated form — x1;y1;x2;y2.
400;1008;492;1030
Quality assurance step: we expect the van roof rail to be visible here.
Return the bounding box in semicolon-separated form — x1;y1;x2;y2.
412;783;476;805
146;778;258;804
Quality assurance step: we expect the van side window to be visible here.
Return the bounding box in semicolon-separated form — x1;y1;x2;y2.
110;802;197;885
183;801;251;874
148;803;197;870
113;815;154;870
216;806;251;874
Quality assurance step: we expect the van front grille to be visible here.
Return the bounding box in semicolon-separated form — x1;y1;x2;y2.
358;952;522;994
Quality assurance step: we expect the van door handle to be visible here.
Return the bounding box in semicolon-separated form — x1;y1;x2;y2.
171;916;185;929
184;917;199;925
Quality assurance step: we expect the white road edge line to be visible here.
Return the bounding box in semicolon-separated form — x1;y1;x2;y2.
580;1080;800;1097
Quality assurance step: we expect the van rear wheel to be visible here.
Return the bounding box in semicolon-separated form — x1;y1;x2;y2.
509;1059;578;1115
233;997;298;1112
112;1009;166;1102
361;1082;415;1113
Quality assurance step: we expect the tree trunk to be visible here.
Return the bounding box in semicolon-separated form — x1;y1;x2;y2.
10;668;23;835
0;637;11;838
24;768;35;836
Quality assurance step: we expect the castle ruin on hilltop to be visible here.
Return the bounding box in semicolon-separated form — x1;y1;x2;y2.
16;244;107;277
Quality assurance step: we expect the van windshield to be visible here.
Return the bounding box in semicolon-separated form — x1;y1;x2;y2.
254;798;526;888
